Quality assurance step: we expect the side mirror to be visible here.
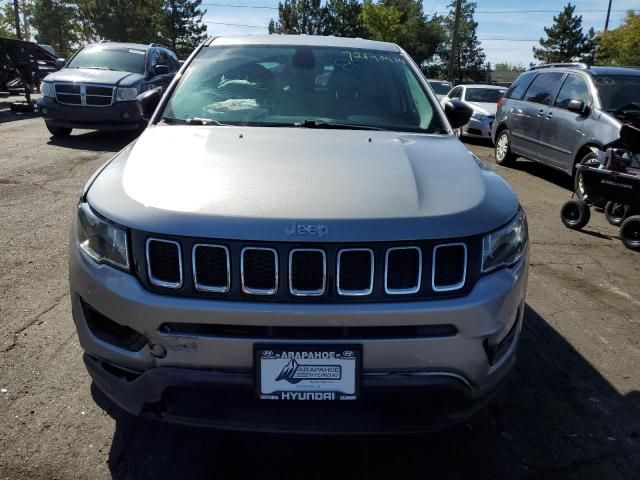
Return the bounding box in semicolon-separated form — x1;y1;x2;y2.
154;64;170;76
136;87;162;119
55;58;66;70
567;99;589;115
444;99;473;129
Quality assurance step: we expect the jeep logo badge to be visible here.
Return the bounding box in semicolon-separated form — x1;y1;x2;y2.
285;222;329;238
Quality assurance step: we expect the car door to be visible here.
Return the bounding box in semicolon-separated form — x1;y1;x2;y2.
537;74;591;172
511;72;564;161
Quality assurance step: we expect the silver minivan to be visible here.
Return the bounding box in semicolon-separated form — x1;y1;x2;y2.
492;64;640;197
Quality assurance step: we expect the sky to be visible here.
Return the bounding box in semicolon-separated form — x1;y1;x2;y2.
201;0;638;66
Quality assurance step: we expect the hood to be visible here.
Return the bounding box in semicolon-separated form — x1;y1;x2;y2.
43;68;144;87
468;102;498;116
86;126;519;242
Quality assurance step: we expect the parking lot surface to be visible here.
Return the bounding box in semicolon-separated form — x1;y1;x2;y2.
1;103;639;480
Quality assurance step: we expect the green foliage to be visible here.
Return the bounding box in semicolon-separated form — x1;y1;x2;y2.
322;0;364;37
596;11;640;66
0;3;16;38
434;0;486;82
494;62;526;72
533;3;597;63
158;0;207;58
360;0;402;40
268;0;325;35
32;0;81;55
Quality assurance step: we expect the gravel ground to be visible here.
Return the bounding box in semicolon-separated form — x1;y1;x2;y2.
1;103;639;480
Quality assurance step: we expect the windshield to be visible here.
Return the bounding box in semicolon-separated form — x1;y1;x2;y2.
465;88;506;103
67;45;146;74
428;81;451;94
594;75;640;113
163;45;445;133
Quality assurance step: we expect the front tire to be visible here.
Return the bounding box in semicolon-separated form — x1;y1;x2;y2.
495;129;516;166
620;216;640;251
45;124;72;137
561;199;590;230
574;151;599;200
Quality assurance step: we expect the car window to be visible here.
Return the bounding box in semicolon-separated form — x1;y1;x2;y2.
465;88;507;103
506;71;536;100
428;81;451;95
163;45;446;134
594;75;640;112
66;45;146;74
554;74;591;109
523;72;564;105
449;87;461;99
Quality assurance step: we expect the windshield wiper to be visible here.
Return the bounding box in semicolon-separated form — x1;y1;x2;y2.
161;116;225;126
613;102;640;114
293;119;385;131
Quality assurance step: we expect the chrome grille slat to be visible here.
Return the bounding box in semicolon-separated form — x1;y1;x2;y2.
146;238;183;289
54;82;115;107
432;243;467;292
289;249;326;296
193;244;230;293
385;246;422;295
241;247;278;295
337;248;374;296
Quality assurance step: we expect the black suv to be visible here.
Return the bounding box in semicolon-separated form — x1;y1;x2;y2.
37;41;180;136
492;63;640;196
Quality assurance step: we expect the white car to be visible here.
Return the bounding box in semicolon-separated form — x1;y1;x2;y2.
441;84;507;140
427;79;452;101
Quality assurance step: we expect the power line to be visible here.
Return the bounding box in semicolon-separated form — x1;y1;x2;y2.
202;2;277;9
473;8;637;14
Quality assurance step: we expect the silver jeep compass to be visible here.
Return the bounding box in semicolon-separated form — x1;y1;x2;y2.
69;35;529;433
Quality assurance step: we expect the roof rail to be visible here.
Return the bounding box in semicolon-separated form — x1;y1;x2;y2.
528;63;589;71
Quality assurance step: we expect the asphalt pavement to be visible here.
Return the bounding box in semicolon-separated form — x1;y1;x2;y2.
1;105;639;480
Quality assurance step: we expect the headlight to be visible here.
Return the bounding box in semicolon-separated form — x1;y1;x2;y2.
482;209;528;273
472;112;487;121
41;81;55;98
76;203;129;270
115;87;138;102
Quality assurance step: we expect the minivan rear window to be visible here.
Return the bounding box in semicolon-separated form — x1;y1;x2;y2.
523;72;564;105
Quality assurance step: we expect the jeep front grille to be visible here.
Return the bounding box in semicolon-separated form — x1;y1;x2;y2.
139;235;476;302
54;83;115;107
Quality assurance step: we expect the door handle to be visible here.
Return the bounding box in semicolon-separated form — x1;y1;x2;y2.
537;109;545;116
546;112;553;119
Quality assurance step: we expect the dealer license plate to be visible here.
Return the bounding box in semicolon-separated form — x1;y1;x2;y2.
256;345;360;401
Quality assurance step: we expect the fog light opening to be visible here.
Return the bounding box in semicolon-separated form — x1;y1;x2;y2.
121;112;130;120
81;299;147;351
484;306;521;366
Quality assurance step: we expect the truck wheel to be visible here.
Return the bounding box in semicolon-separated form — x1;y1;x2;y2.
620;216;640;251
46;124;72;137
561;199;590;230
495;129;516;166
604;201;630;227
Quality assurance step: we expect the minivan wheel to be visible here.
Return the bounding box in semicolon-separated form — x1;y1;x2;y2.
561;199;590;230
495;130;515;166
620;215;640;251
46;124;72;137
604;201;630;227
574;151;599;200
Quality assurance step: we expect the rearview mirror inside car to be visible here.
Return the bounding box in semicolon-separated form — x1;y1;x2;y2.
137;87;162;119
444;99;473;129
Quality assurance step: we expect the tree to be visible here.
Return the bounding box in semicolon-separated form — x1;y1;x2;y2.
159;0;207;58
533;3;597;63
435;0;485;82
32;0;81;56
322;0;364;37
268;0;325;35
494;62;526;72
0;3;16;38
596;11;640;66
360;0;443;66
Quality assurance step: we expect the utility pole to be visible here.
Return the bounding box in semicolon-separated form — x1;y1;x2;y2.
604;0;613;30
447;0;462;83
13;0;22;40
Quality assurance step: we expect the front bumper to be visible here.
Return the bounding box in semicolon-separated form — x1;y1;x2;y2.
69;239;528;432
37;96;142;131
462;117;495;139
